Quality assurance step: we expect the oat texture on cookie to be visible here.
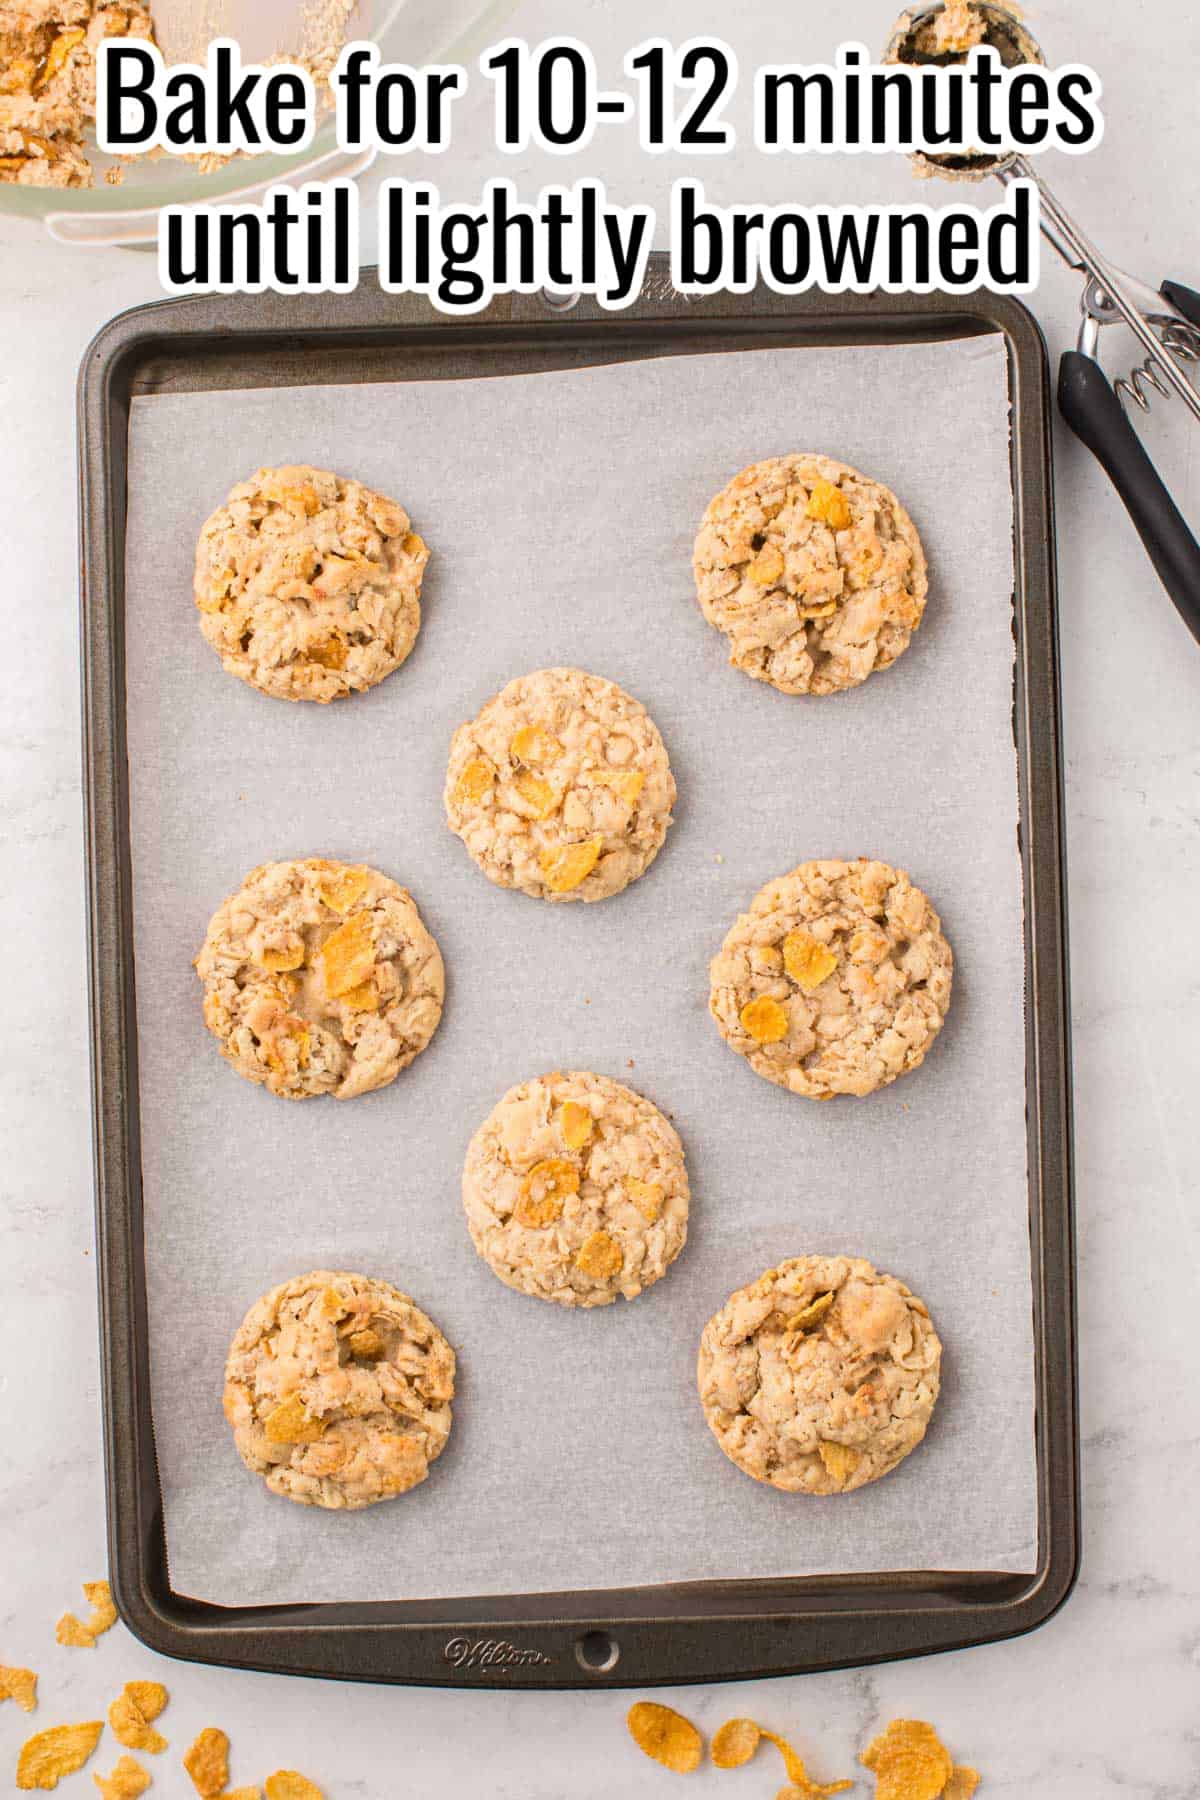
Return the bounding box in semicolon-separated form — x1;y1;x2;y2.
462;1071;690;1307
710;858;952;1099
194;858;444;1100
223;1270;456;1510
194;465;428;702
697;1255;942;1494
444;667;676;902
693;454;928;695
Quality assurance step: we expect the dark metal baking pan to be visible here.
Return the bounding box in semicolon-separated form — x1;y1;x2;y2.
79;263;1077;1688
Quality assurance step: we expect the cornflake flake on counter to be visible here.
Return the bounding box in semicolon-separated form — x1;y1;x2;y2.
265;1773;325;1799
92;1755;151;1800
711;1716;852;1795
861;1719;981;1800
183;1727;230;1798
108;1681;168;1754
626;1701;704;1773
54;1579;117;1648
0;1664;38;1711
16;1719;104;1791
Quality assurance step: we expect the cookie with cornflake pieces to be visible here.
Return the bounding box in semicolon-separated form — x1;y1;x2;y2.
710;858;952;1099
444;667;675;902
194;858;444;1101
194;465;428;702
698;1255;942;1494
692;454;928;695
462;1071;689;1308
223;1270;455;1510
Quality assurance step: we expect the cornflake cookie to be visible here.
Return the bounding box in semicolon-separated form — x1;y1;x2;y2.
195;858;444;1101
698;1255;942;1494
0;3;154;190
462;1071;689;1307
710;858;952;1099
693;454;928;695
445;667;675;902
194;465;428;703
223;1270;455;1510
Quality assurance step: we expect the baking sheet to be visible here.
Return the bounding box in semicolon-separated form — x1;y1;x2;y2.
123;334;1037;1607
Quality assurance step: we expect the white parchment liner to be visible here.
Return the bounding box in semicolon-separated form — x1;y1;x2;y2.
123;335;1036;1604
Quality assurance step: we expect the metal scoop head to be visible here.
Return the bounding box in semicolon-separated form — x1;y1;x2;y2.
884;1;1045;178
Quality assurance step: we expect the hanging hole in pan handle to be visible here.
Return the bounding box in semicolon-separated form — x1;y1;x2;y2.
541;288;582;312
575;1628;620;1673
1058;350;1200;646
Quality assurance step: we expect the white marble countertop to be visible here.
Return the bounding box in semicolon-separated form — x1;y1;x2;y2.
1;2;1198;1795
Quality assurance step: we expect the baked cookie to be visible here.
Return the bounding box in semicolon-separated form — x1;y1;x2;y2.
444;668;675;903
223;1270;455;1510
710;858;952;1099
692;454;928;695
195;858;444;1100
194;465;428;703
462;1071;689;1307
697;1255;942;1494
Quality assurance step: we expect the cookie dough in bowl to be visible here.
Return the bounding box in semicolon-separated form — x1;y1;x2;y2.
697;1255;942;1494
444;667;676;902
223;1270;456;1510
710;858;953;1099
195;858;444;1100
194;465;428;702
692;454;928;695
462;1070;690;1307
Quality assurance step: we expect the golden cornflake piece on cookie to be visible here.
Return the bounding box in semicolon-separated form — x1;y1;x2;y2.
183;1727;229;1798
515;1158;580;1229
263;1395;325;1445
591;767;646;808
513;771;558;820
538;836;603;894
817;1441;861;1486
453;758;495;806
625;1177;662;1222
787;1292;834;1331
805;478;853;531
315;865;370;915
557;1100;594;1150
574;1229;622;1281
16;1720;104;1790
739;996;789;1044
783;929;838;991
259;942;305;974
860;1720;953;1800
0;1665;38;1712
266;1774;324;1799
510;724;561;765
348;1328;385;1360
626;1701;702;1773
92;1754;151;1799
319;912;375;997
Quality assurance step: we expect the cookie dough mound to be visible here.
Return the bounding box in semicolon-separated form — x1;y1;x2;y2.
698;1255;942;1494
223;1270;455;1510
0;3;155;190
195;858;444;1100
194;465;428;703
445;668;676;903
462;1071;689;1308
693;454;928;695
710;858;952;1099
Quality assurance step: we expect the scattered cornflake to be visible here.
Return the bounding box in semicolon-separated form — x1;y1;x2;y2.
93;1753;151;1799
0;1665;38;1712
861;1720;953;1800
942;1768;981;1799
711;1717;759;1767
16;1720;104;1791
265;1773;325;1800
709;1716;852;1796
82;1583;118;1637
108;1681;167;1755
222;1790;262;1799
54;1616;94;1650
627;1701;703;1773
183;1727;229;1797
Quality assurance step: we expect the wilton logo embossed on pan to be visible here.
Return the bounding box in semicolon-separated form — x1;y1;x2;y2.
443;1637;554;1671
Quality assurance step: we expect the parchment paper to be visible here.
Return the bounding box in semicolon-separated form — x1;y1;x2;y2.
123;334;1037;1605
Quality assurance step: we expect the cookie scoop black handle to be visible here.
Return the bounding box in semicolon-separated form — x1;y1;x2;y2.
1058;350;1200;645
1160;280;1200;328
